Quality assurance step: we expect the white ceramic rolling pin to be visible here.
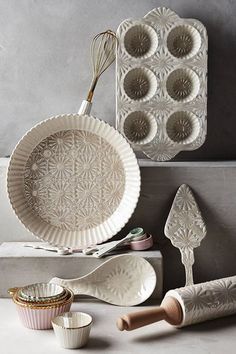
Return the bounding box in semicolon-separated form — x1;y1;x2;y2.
117;275;236;330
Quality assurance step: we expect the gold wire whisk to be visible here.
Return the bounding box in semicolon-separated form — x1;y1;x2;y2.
86;30;117;102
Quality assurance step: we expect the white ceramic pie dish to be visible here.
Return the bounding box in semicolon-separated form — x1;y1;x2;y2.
7;113;140;249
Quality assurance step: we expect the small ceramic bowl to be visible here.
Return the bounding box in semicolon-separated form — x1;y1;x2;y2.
19;282;65;302
9;287;74;330
52;312;93;349
15;288;70;307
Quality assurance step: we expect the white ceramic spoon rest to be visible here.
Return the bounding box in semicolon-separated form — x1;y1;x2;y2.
50;255;156;306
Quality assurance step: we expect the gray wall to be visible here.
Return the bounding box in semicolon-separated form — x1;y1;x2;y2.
0;0;236;160
0;1;236;292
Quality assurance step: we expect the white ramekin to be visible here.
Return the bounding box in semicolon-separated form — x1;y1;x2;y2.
52;312;93;349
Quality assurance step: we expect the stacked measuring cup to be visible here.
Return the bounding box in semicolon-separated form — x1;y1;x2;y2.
8;283;74;329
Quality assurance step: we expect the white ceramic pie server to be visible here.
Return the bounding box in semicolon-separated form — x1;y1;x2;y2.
50;255;156;306
164;184;207;286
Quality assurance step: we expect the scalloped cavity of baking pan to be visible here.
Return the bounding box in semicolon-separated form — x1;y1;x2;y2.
166;111;200;144
167;25;201;59
122;111;157;145
124;24;158;59
116;7;208;161
166;68;200;102
123;68;157;101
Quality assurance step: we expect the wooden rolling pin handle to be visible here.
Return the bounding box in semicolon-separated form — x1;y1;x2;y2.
117;297;183;331
117;307;166;331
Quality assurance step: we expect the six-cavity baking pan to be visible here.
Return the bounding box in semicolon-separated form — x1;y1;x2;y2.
116;7;208;161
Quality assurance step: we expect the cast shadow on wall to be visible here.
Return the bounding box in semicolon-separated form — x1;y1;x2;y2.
170;10;236;161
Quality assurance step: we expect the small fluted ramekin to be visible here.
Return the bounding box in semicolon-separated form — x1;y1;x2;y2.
14;287;69;307
52;312;93;349
19;282;65;302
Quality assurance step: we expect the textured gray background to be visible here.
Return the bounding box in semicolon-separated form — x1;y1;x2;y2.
1;1;236;292
0;0;236;160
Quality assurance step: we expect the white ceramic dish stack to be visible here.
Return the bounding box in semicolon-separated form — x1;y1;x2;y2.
9;285;74;330
116;7;208;161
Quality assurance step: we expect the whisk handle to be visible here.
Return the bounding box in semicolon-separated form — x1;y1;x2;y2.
78;100;92;115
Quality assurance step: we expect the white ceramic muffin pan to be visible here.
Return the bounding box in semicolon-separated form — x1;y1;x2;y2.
116;7;208;161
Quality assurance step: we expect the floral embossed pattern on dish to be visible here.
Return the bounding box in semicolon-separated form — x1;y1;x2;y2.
24;130;125;231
